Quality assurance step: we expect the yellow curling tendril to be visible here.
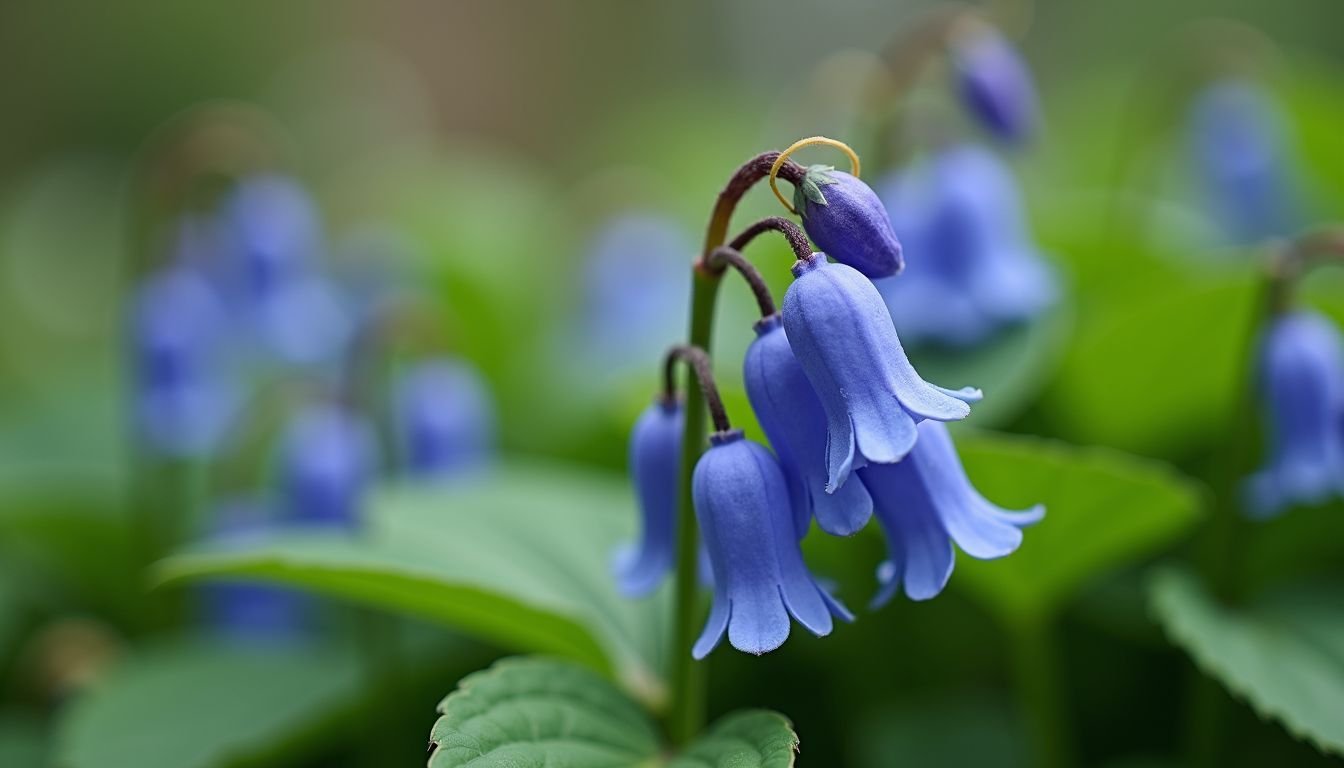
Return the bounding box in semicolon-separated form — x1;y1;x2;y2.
768;136;862;215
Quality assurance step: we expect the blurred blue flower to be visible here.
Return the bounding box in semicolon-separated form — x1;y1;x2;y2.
1245;311;1344;518
950;22;1040;144
252;275;353;366
201;498;308;642
794;167;903;279
130;266;235;458
782;254;981;491
744;314;873;537
1187;79;1301;246
692;430;851;658
613;397;683;597
875;144;1057;347
220;174;322;303
280;403;376;527
579;212;688;370
862;421;1043;605
395;357;496;478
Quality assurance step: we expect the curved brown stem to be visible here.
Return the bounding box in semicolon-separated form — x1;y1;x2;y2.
728;216;813;264
661;345;730;434
705;246;776;317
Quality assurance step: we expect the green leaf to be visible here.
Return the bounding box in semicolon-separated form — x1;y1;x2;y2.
1149;569;1344;757
950;431;1204;624
428;657;660;768
156;462;670;702
669;710;799;768
55;639;364;768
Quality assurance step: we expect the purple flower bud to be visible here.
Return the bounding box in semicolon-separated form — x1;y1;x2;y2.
395;358;496;478
201;498;308;642
875;144;1057;346
221;174;322;303
782;255;982;491
861;421;1043;605
1187;79;1300;246
950;22;1040;144
744;314;873;537
692;430;851;658
130;267;235;458
613;398;684;597
1245;311;1344;518
794;167;903;279
280;404;376;527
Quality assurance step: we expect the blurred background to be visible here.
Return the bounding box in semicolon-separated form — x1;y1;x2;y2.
1;0;1343;766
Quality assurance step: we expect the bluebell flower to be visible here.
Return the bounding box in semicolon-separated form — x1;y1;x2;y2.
130;266;235;458
782;254;982;491
395;358;495;478
793;167;903;279
252;276;353;366
201;498;307;642
1245;311;1344;518
280;403;376;527
949;21;1040;144
1187;79;1300;246
692;430;851;658
613;397;684;597
744;314;873;537
220;174;322;303
861;421;1043;604
875;144;1057;346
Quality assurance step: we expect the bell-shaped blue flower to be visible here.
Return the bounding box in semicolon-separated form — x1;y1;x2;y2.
950;22;1040;144
220;174;322;303
875;144;1057;346
782;254;982;491
130;266;235;458
692;430;851;658
613;397;684;597
1245;311;1344;518
793;167;903;279
744;314;873;537
861;421;1043;604
201;498;307;642
395;358;495;478
280;403;376;527
1187;79;1300;246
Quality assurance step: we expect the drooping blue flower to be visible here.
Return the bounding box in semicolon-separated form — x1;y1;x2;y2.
130;266;235;458
861;421;1043;605
394;358;495;478
219;174;322;304
744;314;873;537
280;403;376;527
782;254;982;491
692;430;851;658
613;397;684;597
949;21;1040;144
793;167;903;279
201;498;307;642
1187;79;1300;246
1245;311;1344;518
875;144;1057;346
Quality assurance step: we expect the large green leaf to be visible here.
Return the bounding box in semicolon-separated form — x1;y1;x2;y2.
157;462;669;702
55;639;364;768
427;657;799;768
950;431;1204;625
1149;569;1344;757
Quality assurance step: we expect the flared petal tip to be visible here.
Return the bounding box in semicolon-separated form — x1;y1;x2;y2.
610;543;666;598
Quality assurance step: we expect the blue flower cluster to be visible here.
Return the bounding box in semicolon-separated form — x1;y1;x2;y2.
130;173;496;640
618;166;1043;657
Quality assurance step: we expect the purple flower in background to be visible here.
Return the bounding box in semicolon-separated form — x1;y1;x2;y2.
1187;79;1301;246
794;167;903;279
862;421;1043;605
579;213;689;369
876;144;1057;347
280;403;377;527
220;174;322;302
744;314;873;537
782;254;981;491
395;358;496;478
130;266;234;458
613;397;684;597
1245;311;1344;518
950;21;1040;144
201;498;307;642
692;430;851;658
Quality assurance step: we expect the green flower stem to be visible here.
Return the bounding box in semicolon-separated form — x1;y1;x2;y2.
1008;616;1072;768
